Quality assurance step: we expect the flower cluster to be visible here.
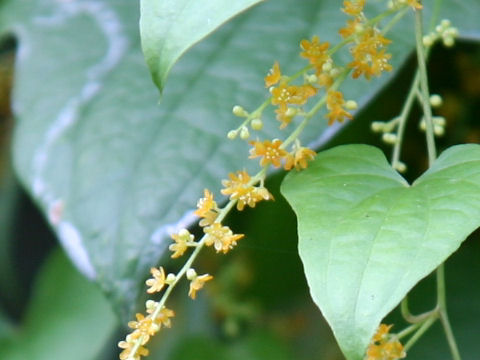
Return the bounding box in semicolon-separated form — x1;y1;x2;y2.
267;61;318;129
340;0;393;79
249;139;318;171
118;267;176;360
325;90;354;125
423;19;459;48
284;144;317;171
194;189;245;253
365;324;406;360
221;170;273;211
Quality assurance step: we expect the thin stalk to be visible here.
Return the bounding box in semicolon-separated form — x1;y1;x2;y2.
400;295;438;324
415;7;461;360
404;316;437;351
414;9;436;165
396;322;423;340
437;264;462;360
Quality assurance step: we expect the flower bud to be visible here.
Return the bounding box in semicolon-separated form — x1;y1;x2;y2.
240;126;250;140
251;118;263;131
419;119;426;131
423;34;434;47
440;19;451;28
429;94;443;107
227;130;238;140
382;133;397;144
166;273;176;284
371;121;385;132
232;105;248;117
434;124;445;136
394;161;407;173
329;67;340;78
186;268;197;280
146;300;157;311
304;74;318;83
433;116;446;126
322;61;333;72
178;229;194;242
285;107;297;117
345;100;358;110
443;36;455;47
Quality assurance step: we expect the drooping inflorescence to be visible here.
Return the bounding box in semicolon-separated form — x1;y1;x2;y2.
119;1;417;359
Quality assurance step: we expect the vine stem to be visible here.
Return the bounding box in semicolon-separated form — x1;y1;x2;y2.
414;8;436;165
414;7;461;360
437;264;462;360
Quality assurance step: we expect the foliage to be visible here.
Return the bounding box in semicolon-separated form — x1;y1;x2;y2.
0;0;479;359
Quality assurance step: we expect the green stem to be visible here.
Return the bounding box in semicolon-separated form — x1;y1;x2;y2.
381;6;409;35
414;8;461;360
396;322;423;340
414;9;436;165
404;316;437;351
437;264;462;360
400;295;438;324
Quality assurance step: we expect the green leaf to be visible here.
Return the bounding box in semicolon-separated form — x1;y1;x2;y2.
0;249;118;360
281;144;480;359
1;0;479;316
140;0;264;93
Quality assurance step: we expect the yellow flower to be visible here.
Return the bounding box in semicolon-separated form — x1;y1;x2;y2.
118;339;149;360
300;36;330;71
249;139;289;168
274;106;296;129
265;61;282;87
155;306;175;328
204;222;244;253
342;0;365;16
188;273;213;299
366;324;406;360
145;267;166;293
325;90;353;125
221;170;273;210
339;18;363;38
271;82;317;108
169;229;194;258
194;189;218;226
348;28;392;79
373;324;392;342
234;186;274;211
221;170;250;189
284;147;317;171
317;72;334;88
407;0;422;9
127;313;160;345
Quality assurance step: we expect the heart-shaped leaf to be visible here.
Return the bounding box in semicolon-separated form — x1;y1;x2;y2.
281;144;480;359
140;0;264;93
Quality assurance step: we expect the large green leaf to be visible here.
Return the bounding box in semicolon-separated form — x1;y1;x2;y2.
0;249;117;360
281;144;480;359
140;0;264;93
0;0;479;316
